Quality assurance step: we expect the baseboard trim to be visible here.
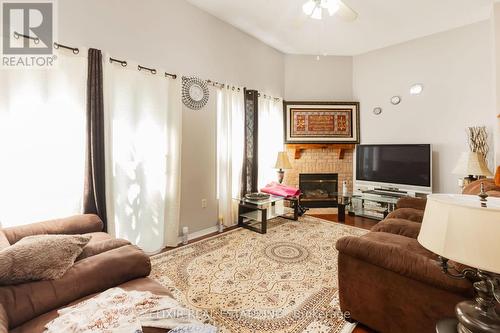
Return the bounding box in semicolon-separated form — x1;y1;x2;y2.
176;225;219;245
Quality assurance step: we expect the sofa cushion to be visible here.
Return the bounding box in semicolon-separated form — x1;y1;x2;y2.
86;231;114;244
10;278;171;333
336;232;472;295
371;218;422;238
0;244;151;329
0;235;91;285
385;208;424;223
396;197;427;210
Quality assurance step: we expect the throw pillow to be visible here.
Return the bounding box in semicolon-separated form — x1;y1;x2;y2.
0;234;91;285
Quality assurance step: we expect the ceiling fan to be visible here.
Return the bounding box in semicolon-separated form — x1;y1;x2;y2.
302;0;358;21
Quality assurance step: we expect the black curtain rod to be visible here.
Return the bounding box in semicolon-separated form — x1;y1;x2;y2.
109;57;177;79
138;64;156;75
15;30;178;80
14;32;80;54
110;57;127;67
54;42;79;54
13;31;39;44
165;72;177;79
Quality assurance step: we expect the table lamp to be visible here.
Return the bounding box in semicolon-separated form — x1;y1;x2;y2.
275;151;292;184
452;152;493;187
418;188;500;332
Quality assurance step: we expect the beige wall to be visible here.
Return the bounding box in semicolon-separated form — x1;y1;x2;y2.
59;0;285;235
493;4;500;167
284;55;353;101
353;21;495;193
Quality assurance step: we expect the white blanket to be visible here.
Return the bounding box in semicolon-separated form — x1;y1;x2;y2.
44;288;217;333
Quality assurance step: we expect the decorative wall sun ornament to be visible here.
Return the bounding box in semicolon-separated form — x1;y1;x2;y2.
182;76;209;110
302;0;358;21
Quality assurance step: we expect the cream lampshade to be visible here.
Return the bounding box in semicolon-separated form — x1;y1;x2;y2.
418;193;500;332
275;152;292;170
452;151;493;177
275;152;292;184
418;194;500;274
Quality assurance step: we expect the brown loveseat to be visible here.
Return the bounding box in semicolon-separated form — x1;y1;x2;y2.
0;214;170;333
336;179;500;333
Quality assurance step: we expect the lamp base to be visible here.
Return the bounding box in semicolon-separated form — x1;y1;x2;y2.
456;300;500;333
456;273;500;333
277;169;285;184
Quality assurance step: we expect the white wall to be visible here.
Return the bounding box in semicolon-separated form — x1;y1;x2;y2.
58;0;284;235
284;55;353;101
353;21;495;193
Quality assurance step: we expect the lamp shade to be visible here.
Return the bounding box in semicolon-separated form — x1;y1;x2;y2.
452;151;493;177
418;194;500;274
275;152;292;169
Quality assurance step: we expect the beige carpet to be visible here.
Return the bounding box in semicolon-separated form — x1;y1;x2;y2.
150;216;367;333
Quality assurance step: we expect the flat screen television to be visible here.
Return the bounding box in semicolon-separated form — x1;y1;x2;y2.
355;144;432;193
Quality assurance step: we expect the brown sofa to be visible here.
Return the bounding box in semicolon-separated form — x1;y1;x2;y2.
336;179;499;333
0;214;170;333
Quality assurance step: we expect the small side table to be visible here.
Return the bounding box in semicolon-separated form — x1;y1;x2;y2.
331;192;359;223
436;318;458;333
236;195;299;234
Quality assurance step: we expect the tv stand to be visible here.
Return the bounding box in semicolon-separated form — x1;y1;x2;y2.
374;187;407;194
352;191;406;220
364;189;407;198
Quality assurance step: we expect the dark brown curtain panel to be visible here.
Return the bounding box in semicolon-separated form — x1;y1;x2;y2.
241;89;259;196
83;48;107;230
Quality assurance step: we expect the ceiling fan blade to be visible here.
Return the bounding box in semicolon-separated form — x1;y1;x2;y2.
337;0;358;22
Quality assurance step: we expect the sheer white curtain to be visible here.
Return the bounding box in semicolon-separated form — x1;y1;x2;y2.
164;78;183;247
104;59;182;253
0;51;87;227
258;97;284;189
217;87;244;227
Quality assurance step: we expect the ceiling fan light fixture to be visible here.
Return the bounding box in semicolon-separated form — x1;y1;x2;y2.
302;0;317;16
311;6;322;20
324;0;340;16
303;0;344;20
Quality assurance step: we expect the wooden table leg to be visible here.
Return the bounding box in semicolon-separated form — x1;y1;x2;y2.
338;203;346;222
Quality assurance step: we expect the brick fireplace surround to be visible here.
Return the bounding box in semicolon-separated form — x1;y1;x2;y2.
283;146;354;193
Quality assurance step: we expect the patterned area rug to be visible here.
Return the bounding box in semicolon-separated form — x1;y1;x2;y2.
150;216;367;333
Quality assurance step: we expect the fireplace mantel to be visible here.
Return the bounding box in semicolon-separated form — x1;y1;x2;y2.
286;143;355;160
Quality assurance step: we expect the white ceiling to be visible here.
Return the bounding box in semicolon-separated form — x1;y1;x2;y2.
186;0;493;55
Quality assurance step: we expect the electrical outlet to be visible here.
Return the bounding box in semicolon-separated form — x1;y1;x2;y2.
201;199;207;208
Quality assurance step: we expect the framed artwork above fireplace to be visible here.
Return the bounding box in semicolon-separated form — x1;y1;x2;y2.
283;101;360;144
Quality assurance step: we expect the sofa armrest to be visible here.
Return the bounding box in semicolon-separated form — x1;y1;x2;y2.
3;214;103;244
335;236;471;295
396;197;427;210
0;244;150;329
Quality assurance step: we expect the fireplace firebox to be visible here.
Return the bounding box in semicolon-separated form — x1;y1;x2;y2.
299;173;338;208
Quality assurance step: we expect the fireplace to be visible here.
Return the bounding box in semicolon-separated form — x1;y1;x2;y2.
299;173;338;208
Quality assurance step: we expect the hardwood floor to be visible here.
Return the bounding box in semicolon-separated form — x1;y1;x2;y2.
307;213;379;231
